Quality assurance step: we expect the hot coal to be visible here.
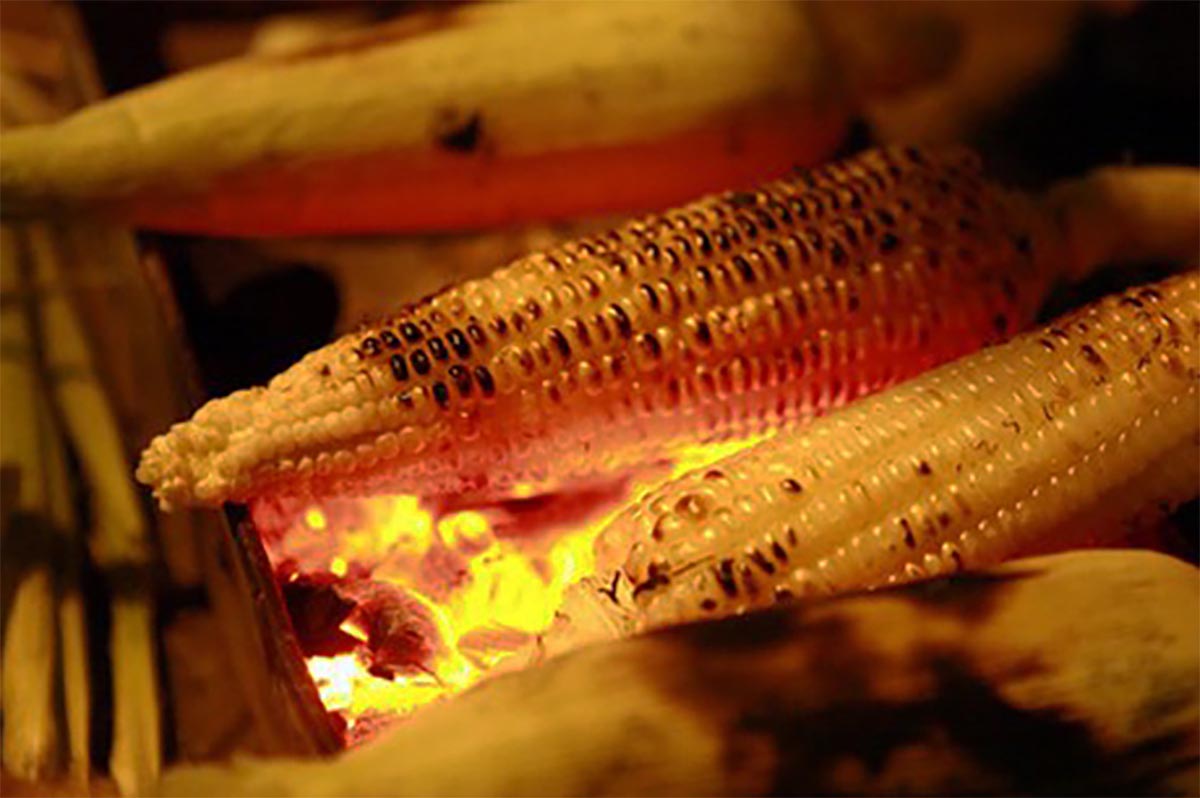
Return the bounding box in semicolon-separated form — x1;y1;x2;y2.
280;573;359;658
338;581;444;678
281;569;445;678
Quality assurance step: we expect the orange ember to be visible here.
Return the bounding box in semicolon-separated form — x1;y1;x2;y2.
255;436;767;743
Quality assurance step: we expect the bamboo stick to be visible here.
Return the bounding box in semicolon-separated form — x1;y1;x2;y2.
27;222;160;796
0;224;60;781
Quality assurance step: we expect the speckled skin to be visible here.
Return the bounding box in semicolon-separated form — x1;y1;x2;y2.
590;274;1200;629
138;146;1064;510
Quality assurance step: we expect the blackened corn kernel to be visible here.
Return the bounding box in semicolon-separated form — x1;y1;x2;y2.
428;337;449;361
446;328;471;358
389;354;409;382
548;328;572;360
449;365;472;396
609;304;633;339
474;365;496;397
431;382;450;408
401;322;423;342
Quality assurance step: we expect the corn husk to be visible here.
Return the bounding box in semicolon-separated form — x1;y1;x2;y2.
156;549;1199;797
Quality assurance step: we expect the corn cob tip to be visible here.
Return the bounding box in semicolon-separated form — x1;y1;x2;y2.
136;387;267;509
136;337;434;510
136;433;210;511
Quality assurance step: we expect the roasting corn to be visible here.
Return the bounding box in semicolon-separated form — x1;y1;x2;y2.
588;273;1200;630
137;147;1197;511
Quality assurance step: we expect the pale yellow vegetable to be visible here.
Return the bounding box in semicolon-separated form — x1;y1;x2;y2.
588;273;1199;631
1;2;879;235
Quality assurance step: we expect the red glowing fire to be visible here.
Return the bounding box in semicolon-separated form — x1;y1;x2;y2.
253;436;765;742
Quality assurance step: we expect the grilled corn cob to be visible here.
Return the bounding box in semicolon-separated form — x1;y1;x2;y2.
136;147;1195;510
0;3;979;236
588;273;1200;631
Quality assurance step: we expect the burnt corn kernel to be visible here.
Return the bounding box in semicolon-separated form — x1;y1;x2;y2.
474;366;496;397
401;322;423;343
446;329;471;358
449;365;472;396
714;559;738;597
580;275;600;299
568;318;592;348
735;214;758;239
548;328;572;360
728;191;759;208
732;255;756;283
431;382;451;408
389;354;409;382
594;274;1199;631
830;241;848;267
639;333;662;360
639;283;661;312
410;350;431;375
609;304;633;339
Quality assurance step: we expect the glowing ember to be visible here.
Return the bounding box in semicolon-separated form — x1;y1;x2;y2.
256;436;767;741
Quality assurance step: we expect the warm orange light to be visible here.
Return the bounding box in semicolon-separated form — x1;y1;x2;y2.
262;436;768;739
338;620;367;643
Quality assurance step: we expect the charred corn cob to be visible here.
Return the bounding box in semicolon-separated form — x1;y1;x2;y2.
588;273;1200;631
136;147;1195;510
1;2;855;235
0;3;981;236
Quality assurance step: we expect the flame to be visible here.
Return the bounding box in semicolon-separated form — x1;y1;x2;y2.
259;436;767;740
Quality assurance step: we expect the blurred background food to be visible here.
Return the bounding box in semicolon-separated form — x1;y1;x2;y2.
0;1;1196;795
